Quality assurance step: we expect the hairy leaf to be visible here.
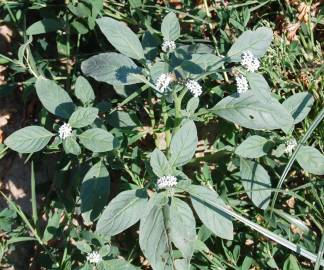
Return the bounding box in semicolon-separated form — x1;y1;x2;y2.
240;158;271;209
97;17;144;60
4;126;54;153
96;189;148;236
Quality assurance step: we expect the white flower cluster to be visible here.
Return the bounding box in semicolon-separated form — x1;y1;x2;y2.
86;251;102;264
285;138;297;155
241;51;260;72
186;79;202;97
155;73;173;93
157;175;177;189
162;40;176;52
235;74;249;94
58;123;72;140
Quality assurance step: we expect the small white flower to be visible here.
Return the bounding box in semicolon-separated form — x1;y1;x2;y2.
58;123;72;140
162;40;176;52
186;79;202;97
157;175;177;189
235;74;249;94
241;51;260;72
155;73;173;93
86;251;102;264
285;138;297;155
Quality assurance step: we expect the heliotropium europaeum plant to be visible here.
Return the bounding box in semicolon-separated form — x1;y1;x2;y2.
3;10;324;270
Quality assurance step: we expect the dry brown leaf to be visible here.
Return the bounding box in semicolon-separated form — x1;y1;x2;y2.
286;196;296;208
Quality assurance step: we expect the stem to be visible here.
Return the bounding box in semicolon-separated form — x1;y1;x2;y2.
314;233;324;270
31;161;38;226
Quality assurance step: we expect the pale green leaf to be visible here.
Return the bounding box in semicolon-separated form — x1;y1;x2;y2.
81;53;143;85
240;158;271;209
79;128;116;153
68;107;98;128
227;27;273;62
212;91;294;130
4;126;54;154
235;135;270;158
35;77;75;119
170;198;196;258
97;17;144;60
170;120;198;167
150;148;171;177
75;76;95;104
161;12;180;41
282;92;314;124
139;193;174;270
296;146;324;175
81;161;110;224
96;189;148;236
187;185;234;240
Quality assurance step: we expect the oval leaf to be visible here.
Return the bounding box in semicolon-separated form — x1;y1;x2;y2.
139;193;174;270
26;19;64;35
240;158;271;209
75;76;95;104
68;107;98;128
161;12;180;41
96;189;148;237
81;53;143;85
81;161;110;224
170;198;196;258
235;135;270;158
227;27;273;62
79;128;116;153
35;77;75;119
282;92;314;124
96;17;144;60
212;91;294;130
170;120;198;167
150;148;171;177
4;126;54;153
187;185;234;240
296;146;324;175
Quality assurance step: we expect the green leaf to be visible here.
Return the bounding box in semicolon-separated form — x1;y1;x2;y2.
81;161;110;224
246;73;272;99
227;27;273;62
161;12;180;41
81;53;143;85
75;76;95;104
103;259;137;270
79;128;116;153
181;54;223;77
26;19;64;35
296;146;324;175
108;111;137;128
170;198;196;258
4;126;54;153
212;91;294;130
63;136;81;156
282;92;314;124
186;97;199;115
43;210;61;242
139;193;174;270
150;148;171;177
170;120;198;167
68;107;98;128
240;158;271;209
96;189;148;237
96;17;144;60
35;77;75;119
235;135;270;158
74;241;92;253
187;185;234;240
